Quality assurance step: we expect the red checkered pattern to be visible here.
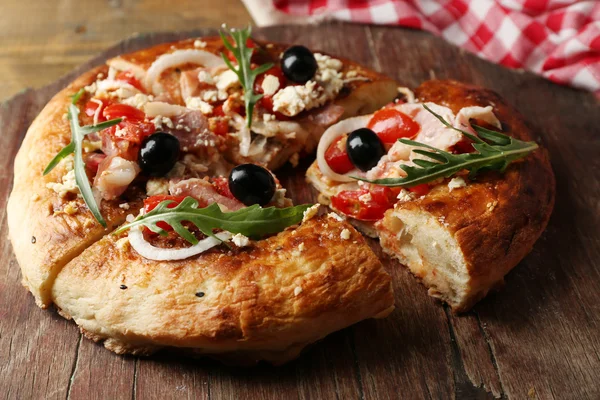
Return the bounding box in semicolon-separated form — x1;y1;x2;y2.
264;0;600;95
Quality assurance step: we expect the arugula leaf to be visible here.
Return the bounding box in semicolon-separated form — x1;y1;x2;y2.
114;197;311;244
43;91;122;226
353;105;539;187
220;26;273;128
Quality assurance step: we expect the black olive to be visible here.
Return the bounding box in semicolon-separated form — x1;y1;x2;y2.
346;128;385;172
138;132;180;177
281;45;318;84
228;164;276;206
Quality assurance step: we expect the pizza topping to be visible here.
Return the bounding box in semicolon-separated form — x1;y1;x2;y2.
46;168;79;198
324;136;353;174
231;233;250;247
281;45;318;84
340;229;351;240
169;178;245;212
138;132;181;177
261;74;281;96
447;176;467;191
145;49;225;94
346;128;386;172
330;187;396;221
228;164;276;206
93;156;140;200
367;108;419;144
302;204;320;223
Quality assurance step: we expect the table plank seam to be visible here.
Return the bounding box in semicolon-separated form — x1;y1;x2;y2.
474;311;506;397
65;334;82;400
349;329;366;400
363;26;382;73
131;358;138;400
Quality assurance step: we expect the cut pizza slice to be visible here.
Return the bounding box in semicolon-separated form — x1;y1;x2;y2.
8;31;397;309
307;80;555;312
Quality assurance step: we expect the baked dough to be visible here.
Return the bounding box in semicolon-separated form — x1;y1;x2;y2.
307;80;555;311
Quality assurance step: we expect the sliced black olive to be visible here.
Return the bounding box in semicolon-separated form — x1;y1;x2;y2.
346;128;385;172
228;164;276;206
138;132;180;177
281;45;318;84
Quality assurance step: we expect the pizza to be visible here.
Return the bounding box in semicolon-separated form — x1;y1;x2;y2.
6;29;397;364
307;80;555;312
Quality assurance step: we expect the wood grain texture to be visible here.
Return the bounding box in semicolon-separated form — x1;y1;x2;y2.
1;23;599;400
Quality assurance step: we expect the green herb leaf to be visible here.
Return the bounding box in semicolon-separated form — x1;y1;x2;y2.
43;91;122;226
114;197;311;244
220;26;273;128
353;104;539;187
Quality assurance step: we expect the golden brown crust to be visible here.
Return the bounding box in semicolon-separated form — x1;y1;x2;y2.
52;216;394;364
7;68;139;307
307;80;555;311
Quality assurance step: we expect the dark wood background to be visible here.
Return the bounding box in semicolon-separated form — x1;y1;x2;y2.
1;24;599;400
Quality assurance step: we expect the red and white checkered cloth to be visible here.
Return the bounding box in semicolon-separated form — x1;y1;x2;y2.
242;0;600;96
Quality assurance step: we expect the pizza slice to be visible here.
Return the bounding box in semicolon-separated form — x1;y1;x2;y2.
307;80;555;312
8;28;396;310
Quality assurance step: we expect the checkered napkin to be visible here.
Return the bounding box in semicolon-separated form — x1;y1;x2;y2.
242;0;600;96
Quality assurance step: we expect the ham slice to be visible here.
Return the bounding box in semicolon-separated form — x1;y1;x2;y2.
169;178;244;211
93;156;140;200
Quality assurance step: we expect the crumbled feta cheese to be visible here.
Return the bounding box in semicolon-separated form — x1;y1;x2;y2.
162;117;174;129
122;93;150;109
197;70;214;84
119;203;130;210
328;212;344;222
261;74;280;96
294;286;303;296
340;229;351;240
84;82;97;94
214;70;240;92
185;97;213;114
302;204;320;223
232;233;250;247
202;90;218;102
193;39;207;48
271;188;287;207
46;169;79;197
358;192;372;203
113;87;137;100
263;113;275;122
345;70;358;78
146;178;169;196
448;177;467;192
272;53;344;116
397;189;417;202
298;242;305;252
114;126;127;138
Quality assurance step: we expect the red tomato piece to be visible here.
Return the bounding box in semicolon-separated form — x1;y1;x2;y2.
367;108;420;144
331;189;393;221
115;71;146;93
144;195;187;231
103;103;146;122
212;118;230;136
408;183;430;197
84;99;110;121
254;66;289;120
451;139;476;154
212;176;235;199
325;136;354;174
225;37;257;62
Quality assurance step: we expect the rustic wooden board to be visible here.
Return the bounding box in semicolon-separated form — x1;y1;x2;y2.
1;24;599;400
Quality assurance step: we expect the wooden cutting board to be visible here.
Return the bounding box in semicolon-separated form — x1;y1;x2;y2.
1;24;599;400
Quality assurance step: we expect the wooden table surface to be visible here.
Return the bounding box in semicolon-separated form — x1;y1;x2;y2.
0;0;251;101
1;24;600;400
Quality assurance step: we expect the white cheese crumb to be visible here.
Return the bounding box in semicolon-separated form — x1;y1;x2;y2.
146;178;169;196
358;192;372;203
162;117;174;129
262;113;275;122
84;82;97;94
193;39;207;48
302;204;320;223
448;177;467;192
122;93;150;109
397;189;417;202
298;242;305;252
328;212;344;222
214;70;240;92
340;229;351;240
185;97;214;114
261;74;280;96
271;188;287;207
63;201;78;215
197;70;214;84
202;90;218;102
294;286;303;296
232;233;250;247
119;203;130;210
46;169;79;198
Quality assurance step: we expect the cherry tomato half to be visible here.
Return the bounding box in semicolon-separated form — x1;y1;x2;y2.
115;71;146;93
212;176;235;199
325;136;354;174
144;195;187;231
331;188;395;221
408;183;430;197
84;98;110;121
103;103;146;122
367;108;420;144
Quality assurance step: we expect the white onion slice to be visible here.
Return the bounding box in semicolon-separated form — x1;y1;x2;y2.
397;87;416;103
454;106;501;130
316;115;372;182
107;58;148;82
143;101;188;117
128;229;232;261
229;112;252;157
145;50;225;94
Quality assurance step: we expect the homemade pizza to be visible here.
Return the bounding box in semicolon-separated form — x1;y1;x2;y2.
307;80;555;312
7;28;397;364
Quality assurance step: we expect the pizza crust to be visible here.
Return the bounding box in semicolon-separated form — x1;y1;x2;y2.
52;216;394;364
307;80;555;311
